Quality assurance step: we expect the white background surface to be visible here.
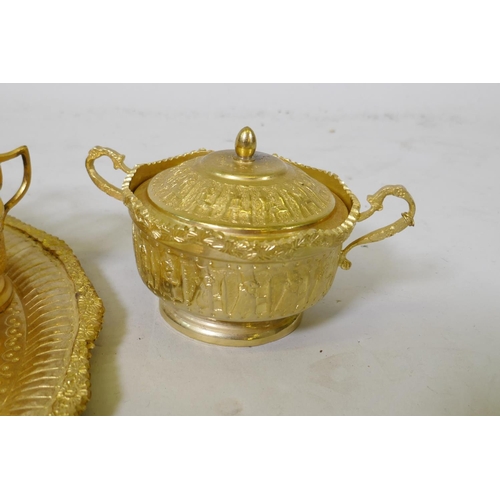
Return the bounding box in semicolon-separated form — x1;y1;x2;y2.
1;84;499;415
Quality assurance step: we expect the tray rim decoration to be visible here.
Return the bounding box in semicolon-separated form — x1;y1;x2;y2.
1;216;104;416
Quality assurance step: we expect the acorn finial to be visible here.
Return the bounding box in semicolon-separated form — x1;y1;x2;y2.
235;126;256;160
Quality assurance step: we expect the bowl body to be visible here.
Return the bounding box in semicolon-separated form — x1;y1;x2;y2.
120;153;360;346
132;222;342;322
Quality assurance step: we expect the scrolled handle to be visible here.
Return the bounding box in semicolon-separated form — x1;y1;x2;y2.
339;184;416;270
85;146;133;201
0;145;32;216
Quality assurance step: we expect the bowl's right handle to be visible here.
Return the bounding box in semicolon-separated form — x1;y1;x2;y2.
85;146;133;202
338;184;416;270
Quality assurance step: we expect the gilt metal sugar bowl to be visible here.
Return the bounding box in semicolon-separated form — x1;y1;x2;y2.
85;127;415;347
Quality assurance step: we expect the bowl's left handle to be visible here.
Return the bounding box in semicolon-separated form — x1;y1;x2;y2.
85;146;133;202
339;184;416;270
0;145;32;216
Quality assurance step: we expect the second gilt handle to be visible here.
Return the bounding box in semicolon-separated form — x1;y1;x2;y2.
85;146;133;202
339;184;416;270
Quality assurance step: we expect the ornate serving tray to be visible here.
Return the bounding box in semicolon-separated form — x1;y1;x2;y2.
0;217;104;416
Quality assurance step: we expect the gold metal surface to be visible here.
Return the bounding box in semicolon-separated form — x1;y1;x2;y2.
0;217;104;416
235;126;257;160
160;300;302;347
339;184;416;270
86;146;133;201
0;146;32;313
0;146;31;214
144;127;336;230
85;127;415;346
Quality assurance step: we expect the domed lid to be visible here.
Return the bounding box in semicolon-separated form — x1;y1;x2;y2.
146;127;336;230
